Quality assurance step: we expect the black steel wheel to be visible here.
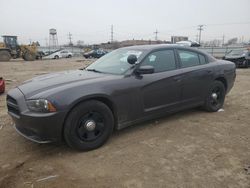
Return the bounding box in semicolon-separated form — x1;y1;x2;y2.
76;111;105;142
64;100;114;151
203;81;226;112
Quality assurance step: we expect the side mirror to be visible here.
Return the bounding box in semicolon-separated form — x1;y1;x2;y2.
136;65;154;74
127;54;137;65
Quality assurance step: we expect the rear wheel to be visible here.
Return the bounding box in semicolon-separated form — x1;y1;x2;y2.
23;52;36;61
54;55;59;59
203;81;226;112
64;100;114;151
0;50;11;61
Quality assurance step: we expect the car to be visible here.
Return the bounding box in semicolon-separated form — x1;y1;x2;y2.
0;77;5;94
60;50;73;58
83;49;107;59
176;40;201;47
7;45;236;151
42;50;72;59
223;49;250;68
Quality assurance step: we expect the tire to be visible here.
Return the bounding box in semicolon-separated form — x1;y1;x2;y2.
68;55;72;58
23;52;36;61
54;55;59;59
203;81;226;112
64;100;114;151
0;50;11;61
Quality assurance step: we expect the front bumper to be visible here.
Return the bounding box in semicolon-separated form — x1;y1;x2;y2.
7;88;66;143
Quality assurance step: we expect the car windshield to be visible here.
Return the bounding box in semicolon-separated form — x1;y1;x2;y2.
86;49;144;75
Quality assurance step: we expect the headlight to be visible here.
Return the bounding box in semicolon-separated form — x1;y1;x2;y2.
26;99;57;113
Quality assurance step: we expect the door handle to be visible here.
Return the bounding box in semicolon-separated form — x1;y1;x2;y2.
207;70;212;74
173;76;182;82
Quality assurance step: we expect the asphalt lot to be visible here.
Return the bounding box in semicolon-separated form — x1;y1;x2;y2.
0;58;249;188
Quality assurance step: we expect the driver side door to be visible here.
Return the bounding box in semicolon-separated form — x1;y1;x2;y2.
138;49;183;114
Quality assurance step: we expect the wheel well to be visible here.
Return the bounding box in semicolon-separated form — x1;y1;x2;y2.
215;77;227;91
61;97;118;140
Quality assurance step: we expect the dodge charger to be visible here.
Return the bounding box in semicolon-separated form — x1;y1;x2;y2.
7;45;236;151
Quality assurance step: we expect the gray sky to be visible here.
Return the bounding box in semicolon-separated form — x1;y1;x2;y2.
0;0;249;45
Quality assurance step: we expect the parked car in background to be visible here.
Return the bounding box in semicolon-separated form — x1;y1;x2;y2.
60;50;73;58
83;49;107;59
176;40;201;47
7;45;236;151
223;49;250;68
0;77;5;94
42;50;73;60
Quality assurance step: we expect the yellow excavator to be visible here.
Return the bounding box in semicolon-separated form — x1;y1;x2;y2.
0;35;37;61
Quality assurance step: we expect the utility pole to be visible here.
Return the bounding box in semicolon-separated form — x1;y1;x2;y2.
68;32;73;46
154;29;159;41
111;25;114;43
197;25;204;44
222;34;225;46
195;34;199;42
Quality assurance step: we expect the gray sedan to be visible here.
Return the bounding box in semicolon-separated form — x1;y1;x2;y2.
7;45;236;151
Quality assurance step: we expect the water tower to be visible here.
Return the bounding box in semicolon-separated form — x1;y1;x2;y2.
49;28;58;48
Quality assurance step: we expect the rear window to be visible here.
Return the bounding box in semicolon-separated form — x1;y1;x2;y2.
199;54;207;64
178;50;200;68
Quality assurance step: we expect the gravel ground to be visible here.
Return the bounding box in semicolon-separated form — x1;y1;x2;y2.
0;58;249;188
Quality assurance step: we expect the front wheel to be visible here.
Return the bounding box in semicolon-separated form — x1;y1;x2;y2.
64;100;114;151
23;52;36;61
203;81;226;112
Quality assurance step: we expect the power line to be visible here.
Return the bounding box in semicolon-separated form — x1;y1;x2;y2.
197;25;204;44
206;21;250;27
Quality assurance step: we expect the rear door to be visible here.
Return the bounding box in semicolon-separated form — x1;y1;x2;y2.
177;49;214;105
138;49;183;114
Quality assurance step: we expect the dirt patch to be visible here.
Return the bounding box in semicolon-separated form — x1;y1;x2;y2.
0;58;249;187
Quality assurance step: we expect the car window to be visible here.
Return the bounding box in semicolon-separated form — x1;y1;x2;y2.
178;50;200;68
86;49;144;75
199;54;207;64
141;50;176;73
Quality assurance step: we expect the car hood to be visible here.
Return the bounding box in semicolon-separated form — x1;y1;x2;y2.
18;70;107;98
225;54;245;59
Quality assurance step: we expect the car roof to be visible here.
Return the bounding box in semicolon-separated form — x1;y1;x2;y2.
121;44;199;52
120;44;216;62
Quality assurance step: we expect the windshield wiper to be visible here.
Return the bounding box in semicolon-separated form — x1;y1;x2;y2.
86;69;103;73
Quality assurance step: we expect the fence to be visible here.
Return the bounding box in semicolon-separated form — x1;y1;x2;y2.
198;46;247;58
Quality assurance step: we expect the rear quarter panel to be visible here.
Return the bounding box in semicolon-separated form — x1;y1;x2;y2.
213;60;236;93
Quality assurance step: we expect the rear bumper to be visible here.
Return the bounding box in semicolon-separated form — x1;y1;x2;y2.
7;88;66;143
